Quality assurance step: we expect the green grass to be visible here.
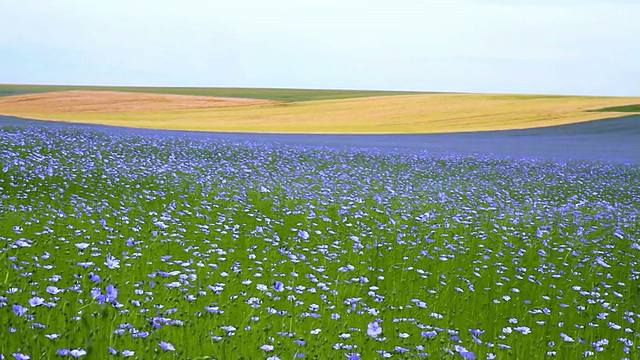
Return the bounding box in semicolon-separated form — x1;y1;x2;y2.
591;104;640;113
0;84;427;102
0;124;639;359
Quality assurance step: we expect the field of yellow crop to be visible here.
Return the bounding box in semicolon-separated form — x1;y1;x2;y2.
0;90;638;133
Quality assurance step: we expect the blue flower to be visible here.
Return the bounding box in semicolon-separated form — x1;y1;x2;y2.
158;341;175;351
57;349;70;356
74;242;90;250
122;350;135;357
95;284;118;303
12;304;28;316
104;254;120;269
421;330;437;338
367;321;382;338
28;297;44;307
273;281;284;292
69;349;87;358
46;286;63;294
260;344;275;352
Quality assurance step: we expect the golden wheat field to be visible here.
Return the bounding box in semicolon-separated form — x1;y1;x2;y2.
0;90;638;133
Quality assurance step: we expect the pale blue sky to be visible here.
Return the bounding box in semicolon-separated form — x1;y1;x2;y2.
1;0;638;96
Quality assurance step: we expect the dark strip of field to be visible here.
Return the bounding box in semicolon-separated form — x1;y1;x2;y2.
1;115;638;164
591;104;640;113
0;84;429;102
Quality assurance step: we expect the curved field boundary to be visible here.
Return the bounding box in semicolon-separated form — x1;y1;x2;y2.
0;91;638;134
1;114;638;164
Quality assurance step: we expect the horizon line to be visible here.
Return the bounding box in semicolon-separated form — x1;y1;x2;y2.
0;83;638;98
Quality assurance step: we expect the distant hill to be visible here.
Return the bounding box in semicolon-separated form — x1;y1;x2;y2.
0;84;427;102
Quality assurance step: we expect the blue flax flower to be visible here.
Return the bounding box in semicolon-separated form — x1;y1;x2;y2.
367;321;382;338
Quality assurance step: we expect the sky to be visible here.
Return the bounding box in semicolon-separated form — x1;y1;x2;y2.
0;0;638;96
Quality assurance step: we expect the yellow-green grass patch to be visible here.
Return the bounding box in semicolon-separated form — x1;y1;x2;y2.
1;91;638;134
0;91;279;113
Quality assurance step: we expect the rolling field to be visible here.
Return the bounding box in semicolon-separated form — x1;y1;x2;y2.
0;84;423;102
0;91;278;112
0;90;638;133
3;114;639;165
1;122;639;359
